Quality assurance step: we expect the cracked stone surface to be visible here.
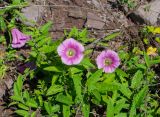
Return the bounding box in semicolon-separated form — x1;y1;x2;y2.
130;0;160;26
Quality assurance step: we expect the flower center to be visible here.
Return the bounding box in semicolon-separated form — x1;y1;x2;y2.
104;58;112;66
67;49;75;57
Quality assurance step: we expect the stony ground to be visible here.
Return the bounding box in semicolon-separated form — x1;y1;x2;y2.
1;0;160;116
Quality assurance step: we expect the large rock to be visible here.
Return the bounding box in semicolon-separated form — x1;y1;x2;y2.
21;3;44;26
130;0;160;26
85;12;105;29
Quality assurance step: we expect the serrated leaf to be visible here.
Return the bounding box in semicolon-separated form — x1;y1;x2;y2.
119;84;132;99
37;37;51;47
106;98;114;117
38;45;54;53
82;103;90;117
115;113;127;117
104;32;120;41
52;105;60;113
131;70;143;89
44;101;52;114
80;58;95;68
10;95;23;103
114;98;126;114
0;16;7;32
56;94;73;105
72;75;82;104
87;69;103;92
144;52;150;67
15;110;29;117
63;105;70;117
40;21;52;34
46;85;63;96
92;90;101;102
116;69;128;78
26;99;38;108
96;82;119;93
68;27;78;38
23;90;30;100
12;0;21;4
129;86;148;117
44;66;63;72
18;103;29;110
31;111;36;117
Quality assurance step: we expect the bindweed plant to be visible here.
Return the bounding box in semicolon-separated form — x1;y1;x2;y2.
10;23;160;117
1;0;160;116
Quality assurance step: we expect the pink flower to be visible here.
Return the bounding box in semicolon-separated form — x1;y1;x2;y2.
11;28;31;48
96;50;120;73
57;38;84;65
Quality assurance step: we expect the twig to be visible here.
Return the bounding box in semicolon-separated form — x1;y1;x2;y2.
85;29;120;49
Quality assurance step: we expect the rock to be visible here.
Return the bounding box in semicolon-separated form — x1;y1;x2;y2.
85;12;105;29
92;0;101;9
73;0;84;6
4;78;13;89
21;3;44;26
129;0;160;25
0;83;6;99
68;8;84;19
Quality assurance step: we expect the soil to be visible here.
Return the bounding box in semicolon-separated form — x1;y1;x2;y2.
0;0;152;116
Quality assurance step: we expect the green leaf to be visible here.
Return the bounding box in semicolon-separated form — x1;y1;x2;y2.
18;103;29;110
13;83;21;96
44;101;52;114
26;99;38;108
92;90;101;102
8;102;18;107
17;76;23;93
38;45;54;53
115;113;127;117
46;85;63;96
15;110;29;117
116;69;128;78
96;82;119;93
40;21;52;34
44;66;63;72
23;90;30;100
82;103;90;117
56;94;73;105
31;111;36;117
106;98;114;117
38;96;43;107
72;75;82;104
104;32;120;41
144;52;150;67
131;70;143;89
12;0;21;4
119;84;132;99
87;69;103;92
37;37;51;47
114;98;127;114
68;27;78;38
129;86;148;117
10;95;23;103
134;86;148;107
63;105;70;117
80;58;95;68
79;28;88;43
52;105;60;113
150;59;160;66
0;16;7;32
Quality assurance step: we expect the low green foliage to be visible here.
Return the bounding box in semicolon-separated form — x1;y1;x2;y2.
0;0;160;117
9;25;160;116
